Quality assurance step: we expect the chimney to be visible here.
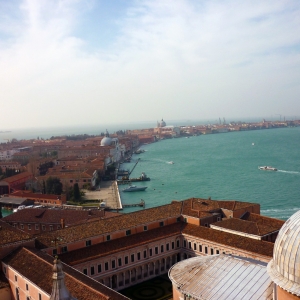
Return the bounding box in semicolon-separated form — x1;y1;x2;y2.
60;218;65;229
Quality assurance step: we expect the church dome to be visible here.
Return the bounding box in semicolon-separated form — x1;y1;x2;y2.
158;118;166;127
267;210;300;296
100;136;112;146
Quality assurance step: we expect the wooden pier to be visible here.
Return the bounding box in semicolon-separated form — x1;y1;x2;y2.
123;199;145;208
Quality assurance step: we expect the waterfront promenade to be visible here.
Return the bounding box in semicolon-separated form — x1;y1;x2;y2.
83;180;122;210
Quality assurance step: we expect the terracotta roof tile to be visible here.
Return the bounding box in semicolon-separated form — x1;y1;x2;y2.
0;220;33;246
182;223;273;258
3;209;117;226
59;222;182;265
211;215;284;236
3;247;129;299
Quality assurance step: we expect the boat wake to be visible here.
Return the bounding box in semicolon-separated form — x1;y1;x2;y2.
277;170;300;174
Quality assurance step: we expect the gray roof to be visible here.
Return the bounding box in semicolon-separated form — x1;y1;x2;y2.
0;197;28;205
169;254;273;300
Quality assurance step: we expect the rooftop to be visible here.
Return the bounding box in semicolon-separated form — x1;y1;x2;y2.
3;247;129;300
169;254;273;300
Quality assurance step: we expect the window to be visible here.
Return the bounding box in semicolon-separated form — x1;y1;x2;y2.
49;225;53;231
39;293;42;300
184;218;187;223
86;240;92;247
28;224;31;230
105;262;109;271
35;224;39;230
176;240;180;248
149;249;153;256
137;252;141;260
217;217;221;221
184;240;187;247
161;245;164;252
118;258;122;267
112;260;116;269
26;283;29;291
131;254;134;263
61;246;68;253
194;243;196;250
166;243;170;251
106;235;111;241
83;269;87;275
70;180;73;183
91;266;95;275
205;223;208;227
15;275;17;282
159;221;164;227
211;248;214;255
199;245;202;252
177;217;181;222
143;250;147;258
125;256;128;264
155;247;158;255
172;242;175;249
20;224;24;230
205;247;208;254
126;229;131;236
42;225;46;231
98;264;102;273
53;249;57;256
144;225;148;231
57;225;60;229
16;288;20;300
188;242;191;249
216;250;219;254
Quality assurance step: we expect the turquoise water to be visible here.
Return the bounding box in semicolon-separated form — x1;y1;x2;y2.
2;126;299;220
120;127;300;220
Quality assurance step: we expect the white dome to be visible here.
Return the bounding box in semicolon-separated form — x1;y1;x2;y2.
100;136;112;146
267;210;300;296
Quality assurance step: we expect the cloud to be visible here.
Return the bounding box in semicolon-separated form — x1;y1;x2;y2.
0;0;300;129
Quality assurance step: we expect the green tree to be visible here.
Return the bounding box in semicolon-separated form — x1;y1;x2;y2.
73;183;81;201
46;177;63;195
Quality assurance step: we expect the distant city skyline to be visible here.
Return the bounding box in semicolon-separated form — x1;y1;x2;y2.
1;0;300;130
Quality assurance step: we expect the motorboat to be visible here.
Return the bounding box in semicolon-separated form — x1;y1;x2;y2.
258;166;277;171
123;185;147;192
168;161;174;164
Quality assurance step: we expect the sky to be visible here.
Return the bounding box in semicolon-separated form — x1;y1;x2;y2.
1;0;300;130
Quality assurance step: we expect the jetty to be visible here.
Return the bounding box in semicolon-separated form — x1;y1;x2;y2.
123;199;145;208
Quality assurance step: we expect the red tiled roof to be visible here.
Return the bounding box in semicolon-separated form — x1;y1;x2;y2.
3;247;129;299
0;220;33;246
182;223;273;258
181;198;258;218
2;171;33;183
59;223;182;265
35;202;183;248
211;215;284;236
2;209;117;226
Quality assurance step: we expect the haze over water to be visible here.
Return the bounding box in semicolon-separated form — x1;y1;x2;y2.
121;127;300;220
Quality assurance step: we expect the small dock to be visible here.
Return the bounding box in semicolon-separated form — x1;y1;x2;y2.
123;199;145;208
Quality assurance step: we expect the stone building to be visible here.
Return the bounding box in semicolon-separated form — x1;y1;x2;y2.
0;197;293;299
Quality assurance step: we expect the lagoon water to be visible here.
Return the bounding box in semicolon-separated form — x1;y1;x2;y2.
120;127;300;220
1;126;299;220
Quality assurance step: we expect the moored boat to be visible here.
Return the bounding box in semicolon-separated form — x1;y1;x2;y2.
123;185;147;192
258;166;277;171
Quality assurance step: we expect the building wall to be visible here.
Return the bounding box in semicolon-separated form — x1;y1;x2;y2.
3;264;49;300
277;286;300;300
73;235;182;291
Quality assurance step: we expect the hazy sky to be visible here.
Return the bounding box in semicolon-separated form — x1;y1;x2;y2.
1;0;300;129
